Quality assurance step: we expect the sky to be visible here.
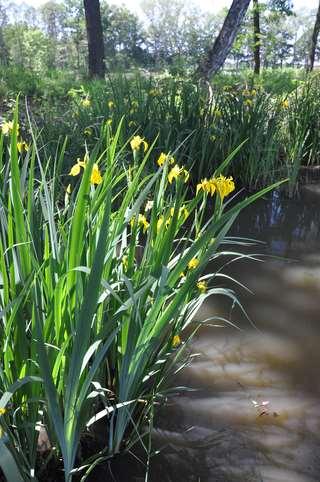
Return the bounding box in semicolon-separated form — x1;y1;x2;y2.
11;0;319;14
14;0;319;20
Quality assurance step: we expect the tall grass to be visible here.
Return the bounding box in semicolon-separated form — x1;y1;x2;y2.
65;75;282;186
62;72;320;192
281;75;320;195
0;102;282;480
1;68;319;193
207;88;282;188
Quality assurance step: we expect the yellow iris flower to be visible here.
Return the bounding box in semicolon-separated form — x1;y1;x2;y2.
169;205;189;221
130;135;148;152
157;152;175;167
197;175;235;201
131;214;149;233
138;214;149;232
172;335;181;348
168;164;189;184
157;216;164;232
17;140;29;153
197;280;207;293
157;152;167;167
122;255;128;271
69;158;86;176
90;163;103;185
69;157;102;185
196;178;216;196
81;97;91;107
188;258;199;270
1;120;18;135
214;174;235;200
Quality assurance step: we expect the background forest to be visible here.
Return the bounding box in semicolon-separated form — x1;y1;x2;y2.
0;0;318;76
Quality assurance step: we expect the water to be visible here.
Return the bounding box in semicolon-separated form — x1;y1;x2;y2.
148;191;320;482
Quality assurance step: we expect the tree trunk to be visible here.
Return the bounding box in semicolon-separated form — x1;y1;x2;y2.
197;0;251;79
83;0;105;78
253;0;261;74
0;28;8;66
308;0;320;72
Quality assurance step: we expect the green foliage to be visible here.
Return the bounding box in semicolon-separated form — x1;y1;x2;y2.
281;74;320;194
4;24;52;72
0;103;280;480
36;71;319;189
258;67;306;94
206;88;282;188
1;68;317;191
1;0;316;74
101;3;147;69
269;0;293;15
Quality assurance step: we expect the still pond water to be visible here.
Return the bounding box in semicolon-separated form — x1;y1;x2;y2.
107;191;320;482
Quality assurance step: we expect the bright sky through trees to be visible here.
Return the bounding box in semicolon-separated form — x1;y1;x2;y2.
12;0;319;12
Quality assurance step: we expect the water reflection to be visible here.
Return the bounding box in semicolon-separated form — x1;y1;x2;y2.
232;190;320;256
148;191;320;482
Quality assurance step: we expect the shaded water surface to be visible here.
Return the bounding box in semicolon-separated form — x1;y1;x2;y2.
146;191;320;482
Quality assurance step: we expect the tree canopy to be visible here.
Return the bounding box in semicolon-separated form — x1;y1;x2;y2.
0;0;319;74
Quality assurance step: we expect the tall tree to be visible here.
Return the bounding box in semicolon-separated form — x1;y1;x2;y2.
197;0;251;79
40;1;64;69
141;0;189;63
308;0;320;71
100;3;146;68
253;0;261;74
0;0;8;65
62;0;87;71
252;0;292;74
83;0;105;77
141;0;223;68
230;12;252;67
